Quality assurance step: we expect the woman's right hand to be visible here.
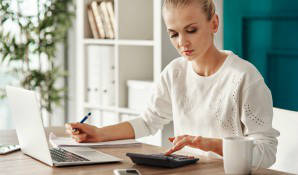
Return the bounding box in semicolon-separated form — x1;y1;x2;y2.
65;123;105;143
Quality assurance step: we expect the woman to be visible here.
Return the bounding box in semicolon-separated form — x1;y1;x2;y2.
66;0;279;168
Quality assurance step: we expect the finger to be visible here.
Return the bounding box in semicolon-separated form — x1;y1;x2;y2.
65;123;77;130
165;142;177;155
65;123;71;129
71;135;78;142
72;129;80;135
172;136;185;145
77;133;87;142
65;124;72;133
164;148;175;156
65;125;80;135
72;133;87;143
172;135;188;145
168;137;175;142
165;138;188;156
65;122;77;131
66;129;80;135
69;122;87;132
65;124;76;135
165;144;186;155
173;138;189;150
65;129;73;135
65;124;77;134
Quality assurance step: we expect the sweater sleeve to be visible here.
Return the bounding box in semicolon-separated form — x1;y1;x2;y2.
240;79;280;169
128;70;173;139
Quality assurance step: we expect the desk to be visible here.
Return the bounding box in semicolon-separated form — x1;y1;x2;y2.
0;127;288;175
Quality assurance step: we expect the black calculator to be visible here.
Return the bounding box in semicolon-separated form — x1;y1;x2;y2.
126;153;199;168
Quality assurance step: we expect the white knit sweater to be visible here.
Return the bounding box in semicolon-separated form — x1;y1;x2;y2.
128;50;279;168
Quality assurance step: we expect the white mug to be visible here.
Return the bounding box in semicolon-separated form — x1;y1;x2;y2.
223;136;256;174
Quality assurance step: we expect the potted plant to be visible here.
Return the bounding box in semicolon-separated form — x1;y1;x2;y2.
0;0;74;125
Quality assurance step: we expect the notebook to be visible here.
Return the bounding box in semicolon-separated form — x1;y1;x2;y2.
49;132;141;148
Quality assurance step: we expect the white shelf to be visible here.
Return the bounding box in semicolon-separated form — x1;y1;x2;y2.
84;39;154;46
117;40;154;46
84;39;116;45
76;0;178;120
84;103;141;116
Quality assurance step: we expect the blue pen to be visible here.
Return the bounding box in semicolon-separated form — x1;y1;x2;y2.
73;112;92;132
79;112;92;123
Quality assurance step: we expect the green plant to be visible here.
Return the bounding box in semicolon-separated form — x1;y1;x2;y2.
0;0;74;118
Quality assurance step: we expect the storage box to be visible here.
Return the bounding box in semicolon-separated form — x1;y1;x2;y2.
127;80;154;111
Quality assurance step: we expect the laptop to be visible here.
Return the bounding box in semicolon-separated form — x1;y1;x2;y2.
6;86;122;166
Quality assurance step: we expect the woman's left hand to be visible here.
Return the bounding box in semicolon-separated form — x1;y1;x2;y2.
164;135;202;155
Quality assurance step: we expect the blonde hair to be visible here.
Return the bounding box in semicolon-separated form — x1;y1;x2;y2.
163;0;216;21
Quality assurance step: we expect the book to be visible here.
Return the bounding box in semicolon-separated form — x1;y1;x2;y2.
97;1;110;39
99;1;114;39
105;1;115;36
87;5;100;38
90;1;106;38
49;132;141;148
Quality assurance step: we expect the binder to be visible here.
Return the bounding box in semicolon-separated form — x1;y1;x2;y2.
86;45;102;105
86;45;115;106
99;46;115;106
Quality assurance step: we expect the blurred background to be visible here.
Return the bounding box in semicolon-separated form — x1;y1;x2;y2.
0;0;297;137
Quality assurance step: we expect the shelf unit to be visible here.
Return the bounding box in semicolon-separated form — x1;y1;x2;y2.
83;39;155;46
75;0;178;147
74;0;223;147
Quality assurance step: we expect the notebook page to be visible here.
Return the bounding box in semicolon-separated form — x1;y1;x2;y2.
49;132;140;148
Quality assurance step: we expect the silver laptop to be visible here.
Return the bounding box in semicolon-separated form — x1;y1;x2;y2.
6;86;122;166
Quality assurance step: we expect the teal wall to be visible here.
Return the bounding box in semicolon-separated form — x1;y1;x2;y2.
224;0;298;111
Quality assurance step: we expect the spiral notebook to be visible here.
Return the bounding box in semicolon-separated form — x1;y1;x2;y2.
49;133;141;148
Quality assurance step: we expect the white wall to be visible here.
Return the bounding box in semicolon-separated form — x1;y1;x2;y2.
66;7;78;123
214;0;223;50
50;43;66;126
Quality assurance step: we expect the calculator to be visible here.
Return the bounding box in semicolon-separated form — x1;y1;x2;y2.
126;153;199;168
0;144;20;155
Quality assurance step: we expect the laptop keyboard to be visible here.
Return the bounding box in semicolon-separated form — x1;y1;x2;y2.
50;148;89;162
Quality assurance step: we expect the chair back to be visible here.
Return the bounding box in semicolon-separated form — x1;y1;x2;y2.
270;107;298;174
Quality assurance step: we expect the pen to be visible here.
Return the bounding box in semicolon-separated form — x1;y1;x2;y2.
72;112;92;132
